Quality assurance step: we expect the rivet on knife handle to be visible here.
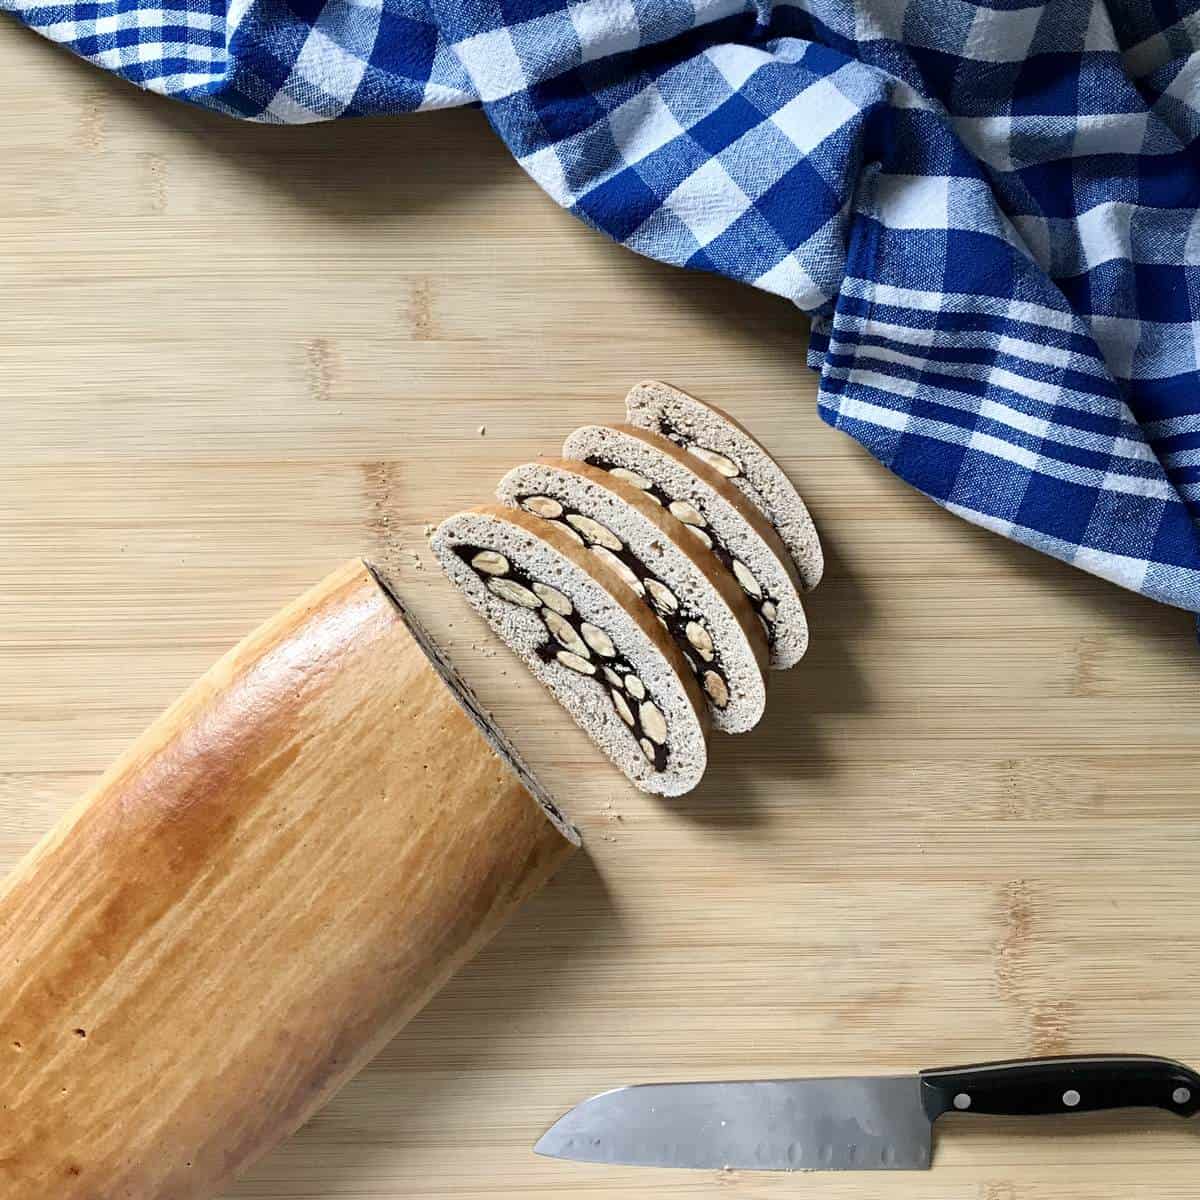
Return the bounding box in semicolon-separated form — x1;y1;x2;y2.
920;1054;1200;1119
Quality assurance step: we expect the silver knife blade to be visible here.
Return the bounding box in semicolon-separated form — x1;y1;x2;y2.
534;1075;931;1171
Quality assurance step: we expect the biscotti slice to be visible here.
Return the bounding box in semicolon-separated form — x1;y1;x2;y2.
563;422;809;669
432;505;709;796
625;379;824;590
496;460;769;733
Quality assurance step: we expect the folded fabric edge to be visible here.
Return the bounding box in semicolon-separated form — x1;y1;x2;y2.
811;206;1200;617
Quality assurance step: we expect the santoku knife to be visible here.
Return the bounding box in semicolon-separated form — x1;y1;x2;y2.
535;1054;1200;1172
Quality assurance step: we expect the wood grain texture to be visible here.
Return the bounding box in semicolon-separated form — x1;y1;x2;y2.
0;560;573;1198
2;21;1199;1200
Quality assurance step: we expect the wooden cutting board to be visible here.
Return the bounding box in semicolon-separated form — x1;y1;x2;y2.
2;22;1198;1200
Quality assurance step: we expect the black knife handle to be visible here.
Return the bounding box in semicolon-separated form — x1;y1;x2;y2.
920;1054;1200;1120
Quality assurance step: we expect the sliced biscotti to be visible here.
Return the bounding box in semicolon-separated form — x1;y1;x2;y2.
563;422;809;669
496;459;769;734
431;505;709;796
625;379;824;591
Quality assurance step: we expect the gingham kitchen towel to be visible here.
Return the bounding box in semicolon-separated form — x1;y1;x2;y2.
8;0;1200;616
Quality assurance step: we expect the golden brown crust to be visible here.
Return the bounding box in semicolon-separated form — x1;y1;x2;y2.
532;459;771;678
598;423;804;597
467;503;712;733
0;560;573;1200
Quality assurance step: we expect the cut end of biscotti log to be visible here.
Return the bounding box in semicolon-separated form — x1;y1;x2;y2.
561;422;809;670
625;379;824;591
367;562;579;846
495;459;769;732
432;505;709;795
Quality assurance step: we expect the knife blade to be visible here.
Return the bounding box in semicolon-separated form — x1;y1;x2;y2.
535;1054;1200;1172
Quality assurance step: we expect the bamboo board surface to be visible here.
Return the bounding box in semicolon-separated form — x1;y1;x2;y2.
2;22;1199;1200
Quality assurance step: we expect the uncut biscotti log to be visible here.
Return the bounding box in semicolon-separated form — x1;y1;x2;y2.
0;560;576;1200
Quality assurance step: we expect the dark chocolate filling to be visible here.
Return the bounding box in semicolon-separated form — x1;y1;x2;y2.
454;545;669;772
655;417;744;477
513;500;733;710
582;455;779;641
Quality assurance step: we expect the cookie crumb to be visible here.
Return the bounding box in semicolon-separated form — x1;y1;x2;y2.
477;424;487;436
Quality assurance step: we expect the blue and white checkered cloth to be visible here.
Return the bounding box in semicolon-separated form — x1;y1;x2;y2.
9;0;1200;616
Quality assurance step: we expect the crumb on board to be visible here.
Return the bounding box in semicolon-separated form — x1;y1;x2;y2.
423;523;434;538
600;798;624;823
385;546;424;572
477;424;486;436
